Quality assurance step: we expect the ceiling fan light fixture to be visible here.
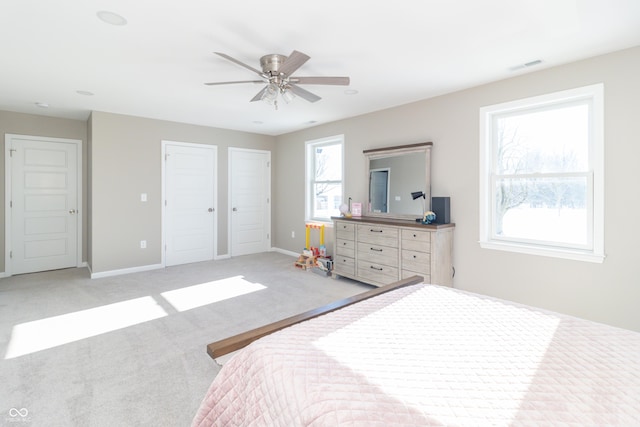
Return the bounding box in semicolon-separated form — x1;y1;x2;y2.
281;87;295;104
261;83;279;105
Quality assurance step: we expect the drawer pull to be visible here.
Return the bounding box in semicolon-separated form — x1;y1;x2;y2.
370;229;383;233
370;247;383;252
343;242;347;246
413;255;417;259
370;266;383;271
413;233;417;237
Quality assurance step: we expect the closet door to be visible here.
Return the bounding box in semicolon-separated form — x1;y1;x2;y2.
164;143;216;266
7;135;80;275
229;148;271;256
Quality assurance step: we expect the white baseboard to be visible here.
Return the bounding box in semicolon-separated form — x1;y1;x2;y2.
90;263;163;279
215;254;231;260
271;247;299;258
0;271;9;278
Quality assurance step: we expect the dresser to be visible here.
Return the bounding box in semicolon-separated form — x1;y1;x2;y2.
332;217;454;287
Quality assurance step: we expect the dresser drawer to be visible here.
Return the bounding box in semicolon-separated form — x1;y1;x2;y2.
336;239;355;258
334;256;355;276
357;224;399;247
357;261;398;284
402;249;431;275
357;242;399;267
401;229;431;252
335;221;355;240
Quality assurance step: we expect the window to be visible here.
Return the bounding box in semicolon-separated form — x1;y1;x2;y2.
479;84;604;262
306;135;344;222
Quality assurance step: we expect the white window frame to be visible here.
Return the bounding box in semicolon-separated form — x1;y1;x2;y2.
479;84;605;263
305;135;345;224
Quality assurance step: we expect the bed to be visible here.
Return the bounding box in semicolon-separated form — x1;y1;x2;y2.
192;277;640;426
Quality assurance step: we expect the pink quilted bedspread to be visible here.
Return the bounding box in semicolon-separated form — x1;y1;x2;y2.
192;284;640;426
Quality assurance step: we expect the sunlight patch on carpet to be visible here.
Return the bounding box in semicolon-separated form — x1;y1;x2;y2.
160;275;267;312
5;297;168;359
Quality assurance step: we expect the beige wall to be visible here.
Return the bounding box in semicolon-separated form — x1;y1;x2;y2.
274;46;640;331
89;111;275;273
87;113;93;268
0;111;88;272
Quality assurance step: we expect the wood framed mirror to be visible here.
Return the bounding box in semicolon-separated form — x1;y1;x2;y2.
363;142;432;220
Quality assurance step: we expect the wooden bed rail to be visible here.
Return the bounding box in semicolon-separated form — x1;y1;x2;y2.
207;276;424;360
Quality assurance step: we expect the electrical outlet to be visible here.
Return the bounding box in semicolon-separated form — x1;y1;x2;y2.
291;231;295;238
140;240;147;249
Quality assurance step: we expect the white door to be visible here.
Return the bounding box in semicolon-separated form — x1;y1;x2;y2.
6;135;80;275
229;148;270;256
164;143;216;266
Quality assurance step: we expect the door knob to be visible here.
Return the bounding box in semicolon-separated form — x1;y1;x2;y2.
208;208;214;212
69;209;76;215
232;207;237;211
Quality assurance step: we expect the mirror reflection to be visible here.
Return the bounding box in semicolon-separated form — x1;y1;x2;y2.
364;143;432;219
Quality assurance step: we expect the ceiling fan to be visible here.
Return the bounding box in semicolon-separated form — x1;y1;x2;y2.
205;50;350;108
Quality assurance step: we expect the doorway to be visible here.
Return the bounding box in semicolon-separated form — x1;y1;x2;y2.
162;141;217;266
228;148;271;256
369;168;390;213
4;134;82;276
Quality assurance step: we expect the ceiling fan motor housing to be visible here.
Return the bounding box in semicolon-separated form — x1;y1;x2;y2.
260;54;288;76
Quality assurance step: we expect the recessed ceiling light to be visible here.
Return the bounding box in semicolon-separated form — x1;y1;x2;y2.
35;102;49;108
97;11;127;26
306;120;318;124
344;89;359;95
76;90;94;96
252;120;263;125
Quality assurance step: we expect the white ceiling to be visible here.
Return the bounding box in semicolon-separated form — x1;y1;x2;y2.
1;1;639;136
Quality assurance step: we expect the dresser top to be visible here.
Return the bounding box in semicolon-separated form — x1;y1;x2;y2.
331;216;455;230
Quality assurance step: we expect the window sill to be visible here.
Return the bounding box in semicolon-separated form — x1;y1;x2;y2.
479;240;605;263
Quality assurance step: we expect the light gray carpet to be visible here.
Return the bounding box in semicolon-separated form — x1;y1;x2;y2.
0;252;371;426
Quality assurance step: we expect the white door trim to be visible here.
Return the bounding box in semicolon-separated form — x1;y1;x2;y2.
228;147;271;257
4;134;83;277
161;140;218;267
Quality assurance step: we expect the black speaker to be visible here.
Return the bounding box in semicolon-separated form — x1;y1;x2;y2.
431;197;450;224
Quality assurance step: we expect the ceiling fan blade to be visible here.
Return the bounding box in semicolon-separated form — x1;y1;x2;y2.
214;52;264;76
289;76;350;86
278;50;310;76
250;86;269;102
288;84;321;103
204;80;264;86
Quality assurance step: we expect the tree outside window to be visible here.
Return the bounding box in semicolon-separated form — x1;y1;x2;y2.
306;136;344;222
480;84;604;262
